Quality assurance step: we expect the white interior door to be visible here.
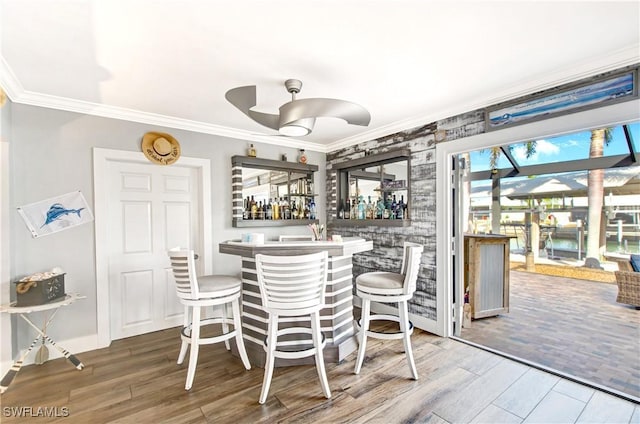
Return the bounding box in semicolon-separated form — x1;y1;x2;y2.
108;161;200;340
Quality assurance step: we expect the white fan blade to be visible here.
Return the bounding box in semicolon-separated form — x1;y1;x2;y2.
225;85;279;130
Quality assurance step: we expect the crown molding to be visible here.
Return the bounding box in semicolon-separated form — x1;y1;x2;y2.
0;56;24;100
1;81;327;154
3;44;638;155
326;44;640;152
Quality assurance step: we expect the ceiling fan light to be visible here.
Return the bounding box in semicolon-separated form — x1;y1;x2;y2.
279;124;311;137
278;117;315;136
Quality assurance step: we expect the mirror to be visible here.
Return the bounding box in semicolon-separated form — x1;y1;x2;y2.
232;156;319;227
334;149;411;225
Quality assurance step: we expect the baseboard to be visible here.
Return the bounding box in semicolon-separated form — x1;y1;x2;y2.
0;359;11;381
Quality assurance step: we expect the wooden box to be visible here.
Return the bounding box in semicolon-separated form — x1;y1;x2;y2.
14;274;66;306
464;234;510;319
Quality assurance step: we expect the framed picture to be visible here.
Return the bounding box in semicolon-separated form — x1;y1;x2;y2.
17;190;94;238
485;69;638;131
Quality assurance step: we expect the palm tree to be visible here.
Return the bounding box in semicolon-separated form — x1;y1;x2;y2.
585;128;613;263
481;142;537;233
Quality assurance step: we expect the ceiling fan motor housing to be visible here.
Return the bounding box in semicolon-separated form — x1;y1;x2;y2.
285;79;303;94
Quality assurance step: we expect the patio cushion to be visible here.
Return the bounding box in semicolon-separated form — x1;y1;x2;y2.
630;254;640;272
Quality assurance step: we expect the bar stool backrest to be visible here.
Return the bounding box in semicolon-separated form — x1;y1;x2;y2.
255;251;328;316
400;242;424;296
168;247;200;300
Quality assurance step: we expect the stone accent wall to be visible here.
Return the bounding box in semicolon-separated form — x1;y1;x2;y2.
326;63;639;322
327;123;439;319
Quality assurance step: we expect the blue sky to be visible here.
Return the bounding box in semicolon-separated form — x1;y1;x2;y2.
469;122;639;172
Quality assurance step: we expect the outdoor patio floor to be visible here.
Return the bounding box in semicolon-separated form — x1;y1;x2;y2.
460;269;640;402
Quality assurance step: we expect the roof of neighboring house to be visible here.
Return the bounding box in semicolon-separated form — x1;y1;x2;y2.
471;166;640;200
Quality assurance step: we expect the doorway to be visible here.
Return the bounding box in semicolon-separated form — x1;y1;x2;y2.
93;148;212;347
436;100;640;400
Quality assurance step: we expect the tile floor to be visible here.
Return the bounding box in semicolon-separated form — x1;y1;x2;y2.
460;269;640;402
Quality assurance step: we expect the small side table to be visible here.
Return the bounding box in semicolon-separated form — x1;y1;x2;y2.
0;293;86;393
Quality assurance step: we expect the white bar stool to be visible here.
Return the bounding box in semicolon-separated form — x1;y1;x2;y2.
168;248;251;390
354;242;423;379
254;250;331;404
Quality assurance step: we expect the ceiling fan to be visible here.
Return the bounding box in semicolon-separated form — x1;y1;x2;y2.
225;79;371;137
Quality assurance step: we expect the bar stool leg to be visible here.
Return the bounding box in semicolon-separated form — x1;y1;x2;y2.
399;300;418;380
259;314;278;404
185;306;201;390
354;298;371;375
221;303;231;351
232;298;251;370
177;305;190;365
311;311;331;398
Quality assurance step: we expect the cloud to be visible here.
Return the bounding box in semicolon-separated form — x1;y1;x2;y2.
562;139;580;147
513;139;559;161
535;139;560;155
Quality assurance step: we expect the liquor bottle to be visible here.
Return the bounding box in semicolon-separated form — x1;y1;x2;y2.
272;198;280;220
298;149;308;164
376;197;384;219
344;197;350;219
257;201;263;220
309;198;317;220
283;197;290;220
266;199;273;220
248;143;257;157
339;200;345;219
382;194;390;219
243;196;250;220
250;195;257;220
391;195;397;220
291;200;298;220
358;196;365;220
351;198;357;220
397;195;404;220
304;200;310;219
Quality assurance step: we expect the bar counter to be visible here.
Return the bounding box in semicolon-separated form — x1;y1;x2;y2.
219;237;373;367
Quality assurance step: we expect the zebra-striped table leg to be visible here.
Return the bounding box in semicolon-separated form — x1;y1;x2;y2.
19;313;85;370
40;333;84;369
0;336;40;393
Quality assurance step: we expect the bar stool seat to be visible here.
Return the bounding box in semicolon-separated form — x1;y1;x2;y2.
168;248;251;390
356;272;405;295
197;275;242;297
354;242;423;379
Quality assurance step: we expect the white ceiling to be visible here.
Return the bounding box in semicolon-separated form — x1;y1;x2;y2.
1;1;639;152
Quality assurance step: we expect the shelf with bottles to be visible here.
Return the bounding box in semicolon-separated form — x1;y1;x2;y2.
333;148;412;227
334;193;410;227
232;155;319;228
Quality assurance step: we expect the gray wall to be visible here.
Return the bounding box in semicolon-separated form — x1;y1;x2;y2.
8;104;326;350
326;124;440;319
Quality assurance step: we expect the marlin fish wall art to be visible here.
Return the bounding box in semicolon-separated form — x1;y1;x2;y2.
17;191;94;238
41;203;85;227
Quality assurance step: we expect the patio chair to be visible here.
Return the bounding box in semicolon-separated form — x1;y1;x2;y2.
614;254;640;308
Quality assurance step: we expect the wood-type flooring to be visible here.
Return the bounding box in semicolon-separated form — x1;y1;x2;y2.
1;321;638;423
